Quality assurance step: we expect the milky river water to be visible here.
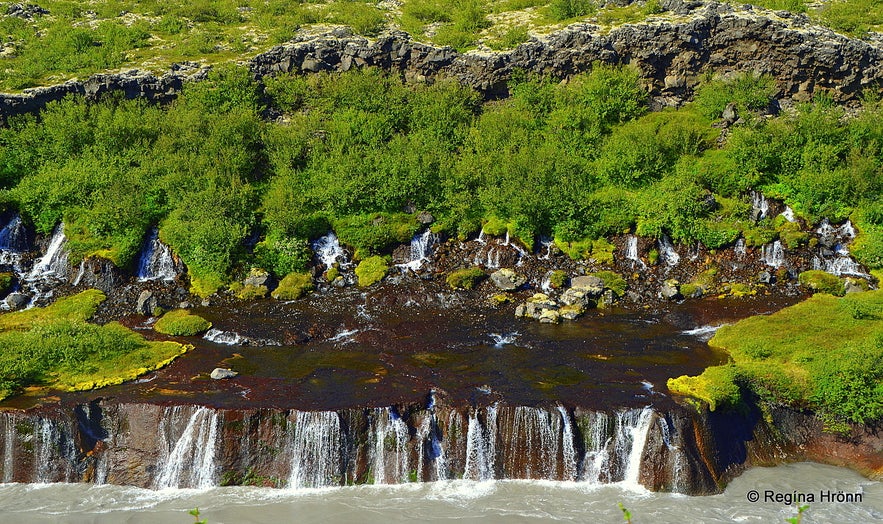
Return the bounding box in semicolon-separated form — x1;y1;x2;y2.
0;463;879;523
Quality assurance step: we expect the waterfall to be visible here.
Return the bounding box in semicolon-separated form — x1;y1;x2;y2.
658;235;680;267
625;236;645;268
557;406;578;481
501;407;561;479
71;260;86;287
751;191;769;220
204;329;244;345
371;408;410;484
313;232;349;269
619;408;654;489
27;224;68;280
814;255;866;277
780;206;796;222
155;407;220;489
398;230;435;272
475;230;486;244
136;228;179;281
538;237;553;260
816;218;835;238
486;248;500;269
734;238;746;258
0;214;27;253
838;220;856;238
2;413;15;483
760;241;785;267
463;406;497;481
578;412;611;484
287;411;343;489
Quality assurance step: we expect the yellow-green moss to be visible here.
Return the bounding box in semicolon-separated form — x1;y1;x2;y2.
236;284;268;300
154;309;212;336
446;267;486;290
355;256;389;287
272;272;315;300
798;270;845;296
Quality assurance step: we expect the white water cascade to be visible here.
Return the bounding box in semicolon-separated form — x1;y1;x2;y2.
203;328;245;345
155;407;220;489
658;235;680;267
463;406;498;481
502;407;561;479
760;240;785;267
2;413;15;483
579;412;611;484
398;230;436;272
625;236;645;268
0;214;27;267
287;411;343;489
751;191;769;220
734;238;746;258
619;407;654;489
371;408;411;484
312;232;350;269
27;224;68;281
557;406;578;481
137;228;179;281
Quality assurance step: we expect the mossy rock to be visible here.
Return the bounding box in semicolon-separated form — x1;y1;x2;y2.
721;282;755;298
667;365;744;412
589;270;627;297
489;294;512;306
355;256;389;287
548;270;568;289
482;216;508;236
446;267;486;290
778;221;809;249
798;270;845;296
0;272;13;295
154;310;212;336
325;266;340;282
647;248;660;265
272;272;315;300
236;284;268;300
680;283;704;298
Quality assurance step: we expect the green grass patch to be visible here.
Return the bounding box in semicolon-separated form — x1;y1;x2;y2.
0;290;188;400
446;267;486;289
154;309;212;336
272;271;315;299
669;291;883;426
355;256;389;287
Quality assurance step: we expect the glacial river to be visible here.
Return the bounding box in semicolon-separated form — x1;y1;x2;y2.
0;463;880;523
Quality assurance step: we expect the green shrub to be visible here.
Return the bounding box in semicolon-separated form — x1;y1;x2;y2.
355;256;389;287
334;213;420;256
549;0;597;20
446;267;486;290
154;310;212;336
272;272;315;300
694;72;778;120
798;270;845;296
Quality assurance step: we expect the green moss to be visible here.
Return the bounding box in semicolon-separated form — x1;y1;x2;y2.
798;270;845;296
589;270;627;297
548;270;568;289
722;282;755;298
334;213;420;256
272;272;314;300
154;309;212;336
0;290;188;400
325;266;340;282
355;256;389;287
673;291;883;425
679;283;702;298
446;267;486;290
554;236;615;263
648;249;660;265
667;365;744;412
0;273;13;296
777;221;809;249
236;284;268;300
489;294;512;306
482;216;508;236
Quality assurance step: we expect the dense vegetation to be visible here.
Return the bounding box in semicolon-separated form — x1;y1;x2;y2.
0;289;188;399
0;0;880;90
668;291;883;429
1;65;882;295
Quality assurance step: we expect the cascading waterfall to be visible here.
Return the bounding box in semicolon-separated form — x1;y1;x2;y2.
538;237;553;260
658;235;680;267
313;232;349;269
155;407;220;489
625;236;645;268
780;206;796;222
398;230;435;272
371;408;410;484
27;223;68;280
502;407;561;479
579;411;611;484
620;408;654;489
760;241;785;267
0;214;27;266
734;238;746;258
463;406;497;481
557;406;578;481
751;191;769;220
813;255;866;277
203;329;245;345
136;228;179;281
287;411;343;489
2;413;15;483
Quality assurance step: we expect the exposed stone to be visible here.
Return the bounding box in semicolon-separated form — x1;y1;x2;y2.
844;278;867;294
559;304;585;320
209;368;238;380
4;292;28;310
417;211;435;224
721;102;738;124
135;290;157;316
569;275;604;295
756;270;774;285
538;309;561;324
244;268;275;288
490;268;527;291
661;279;681;300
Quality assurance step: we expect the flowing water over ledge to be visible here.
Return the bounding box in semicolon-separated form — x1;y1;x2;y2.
0;463;880;523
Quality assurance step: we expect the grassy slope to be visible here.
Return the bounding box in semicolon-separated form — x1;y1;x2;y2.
0;0;879;91
668;290;883;427
0;289;189;399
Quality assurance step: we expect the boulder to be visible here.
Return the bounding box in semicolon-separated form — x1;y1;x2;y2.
210;368;238;380
661;279;681;300
490;268;527;291
135;290;157;316
4;292;28;310
570;275;604;295
244;268;275;288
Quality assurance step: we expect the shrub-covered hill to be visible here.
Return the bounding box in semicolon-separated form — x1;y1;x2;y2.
0;65;882;295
